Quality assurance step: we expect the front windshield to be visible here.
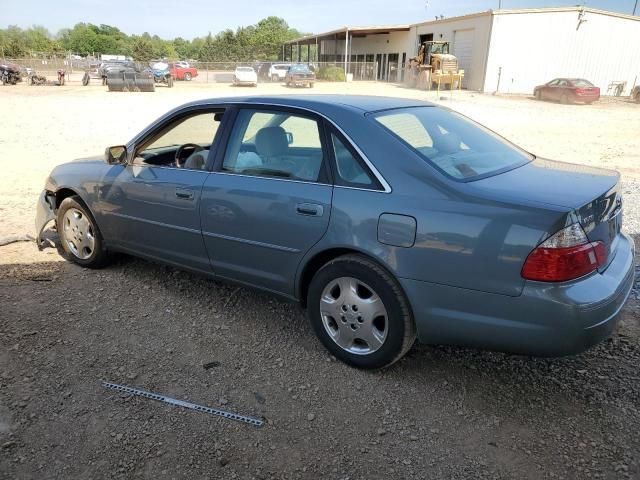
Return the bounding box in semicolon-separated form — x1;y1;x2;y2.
372;107;532;181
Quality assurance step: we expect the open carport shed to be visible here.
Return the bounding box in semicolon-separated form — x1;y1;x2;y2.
283;7;640;94
282;25;411;81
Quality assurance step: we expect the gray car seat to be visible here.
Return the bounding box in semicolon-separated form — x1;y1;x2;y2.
184;152;207;170
255;126;289;161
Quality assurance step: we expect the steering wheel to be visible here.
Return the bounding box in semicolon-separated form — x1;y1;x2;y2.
175;143;204;167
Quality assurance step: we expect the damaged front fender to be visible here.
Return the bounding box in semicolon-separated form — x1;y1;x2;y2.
35;190;56;250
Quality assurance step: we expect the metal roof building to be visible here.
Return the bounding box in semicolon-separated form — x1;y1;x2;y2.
283;7;640;95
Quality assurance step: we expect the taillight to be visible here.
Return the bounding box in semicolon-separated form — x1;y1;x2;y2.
521;223;606;282
575;88;585;95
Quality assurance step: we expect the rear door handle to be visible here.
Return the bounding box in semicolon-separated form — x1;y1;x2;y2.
175;188;194;200
296;203;323;217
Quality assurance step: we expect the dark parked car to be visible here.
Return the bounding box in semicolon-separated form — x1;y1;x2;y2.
285;64;315;87
35;96;634;369
534;78;600;104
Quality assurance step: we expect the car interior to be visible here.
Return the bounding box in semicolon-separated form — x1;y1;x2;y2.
134;112;225;170
223;112;324;181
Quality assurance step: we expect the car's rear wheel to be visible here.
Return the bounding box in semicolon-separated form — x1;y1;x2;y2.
309;82;314;88
57;196;108;268
184;72;192;81
82;73;90;86
307;254;416;369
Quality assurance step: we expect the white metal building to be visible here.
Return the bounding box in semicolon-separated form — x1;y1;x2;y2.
284;7;640;95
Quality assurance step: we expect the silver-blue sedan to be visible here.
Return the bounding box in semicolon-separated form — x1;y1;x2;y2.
35;95;635;369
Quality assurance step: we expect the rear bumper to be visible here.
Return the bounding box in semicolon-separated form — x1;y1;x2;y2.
400;233;635;356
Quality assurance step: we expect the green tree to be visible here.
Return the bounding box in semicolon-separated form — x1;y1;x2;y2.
130;37;154;62
198;33;216;62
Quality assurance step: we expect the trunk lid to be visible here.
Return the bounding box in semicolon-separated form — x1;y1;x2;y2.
468;158;621;267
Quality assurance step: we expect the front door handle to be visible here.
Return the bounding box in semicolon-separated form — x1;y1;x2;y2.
175;188;194;200
296;203;323;217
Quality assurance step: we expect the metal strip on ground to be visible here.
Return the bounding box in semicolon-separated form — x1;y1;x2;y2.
102;381;264;427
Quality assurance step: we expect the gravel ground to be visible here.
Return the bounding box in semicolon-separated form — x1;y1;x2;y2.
1;82;639;479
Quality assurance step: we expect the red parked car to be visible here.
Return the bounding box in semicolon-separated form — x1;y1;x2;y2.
168;63;198;81
534;78;600;104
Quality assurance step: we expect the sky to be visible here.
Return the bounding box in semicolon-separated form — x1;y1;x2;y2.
1;0;637;39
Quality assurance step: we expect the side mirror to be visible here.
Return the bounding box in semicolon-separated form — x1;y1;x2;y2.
285;132;294;145
105;145;127;164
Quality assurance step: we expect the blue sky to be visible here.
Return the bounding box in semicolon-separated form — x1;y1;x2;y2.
1;0;637;39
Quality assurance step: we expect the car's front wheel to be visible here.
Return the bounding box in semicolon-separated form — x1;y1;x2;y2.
184;72;192;81
307;254;416;369
57;196;108;268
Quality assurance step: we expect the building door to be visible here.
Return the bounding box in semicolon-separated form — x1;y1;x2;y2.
453;29;474;88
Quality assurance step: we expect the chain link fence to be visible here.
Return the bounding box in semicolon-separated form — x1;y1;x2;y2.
1;57;390;84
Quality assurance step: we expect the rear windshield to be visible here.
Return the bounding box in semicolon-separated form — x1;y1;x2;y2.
571;79;594;87
372;107;532;181
290;65;311;72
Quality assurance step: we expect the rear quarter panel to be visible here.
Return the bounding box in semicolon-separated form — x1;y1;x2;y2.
309;107;568;297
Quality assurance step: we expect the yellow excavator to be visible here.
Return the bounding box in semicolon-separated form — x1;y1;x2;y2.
406;41;464;91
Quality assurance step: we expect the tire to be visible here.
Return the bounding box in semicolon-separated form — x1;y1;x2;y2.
272;74;278;82
307;254;416;369
57;196;108;268
309;82;314;88
560;94;570;105
167;76;174;88
82;73;90;86
535;90;541;101
184;72;192;81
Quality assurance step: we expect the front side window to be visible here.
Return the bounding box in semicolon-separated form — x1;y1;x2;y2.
373;107;532;181
222;109;324;182
135;111;223;170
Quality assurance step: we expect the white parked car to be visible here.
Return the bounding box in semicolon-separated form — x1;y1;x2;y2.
268;63;291;82
233;66;258;86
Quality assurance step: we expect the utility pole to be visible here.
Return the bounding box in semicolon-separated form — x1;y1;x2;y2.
498;0;502;8
633;0;638;15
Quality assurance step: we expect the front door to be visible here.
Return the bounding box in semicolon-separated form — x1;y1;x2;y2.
200;107;333;296
101;109;224;273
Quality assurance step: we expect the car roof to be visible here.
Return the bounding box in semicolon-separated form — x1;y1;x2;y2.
181;95;433;114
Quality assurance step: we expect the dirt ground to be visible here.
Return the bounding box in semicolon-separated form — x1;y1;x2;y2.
1;81;639;480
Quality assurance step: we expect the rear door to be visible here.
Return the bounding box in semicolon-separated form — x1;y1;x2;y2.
200;106;333;296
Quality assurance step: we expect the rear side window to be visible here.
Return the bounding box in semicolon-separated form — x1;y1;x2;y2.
572;79;594;87
222;109;325;182
330;133;376;188
372;107;532;181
